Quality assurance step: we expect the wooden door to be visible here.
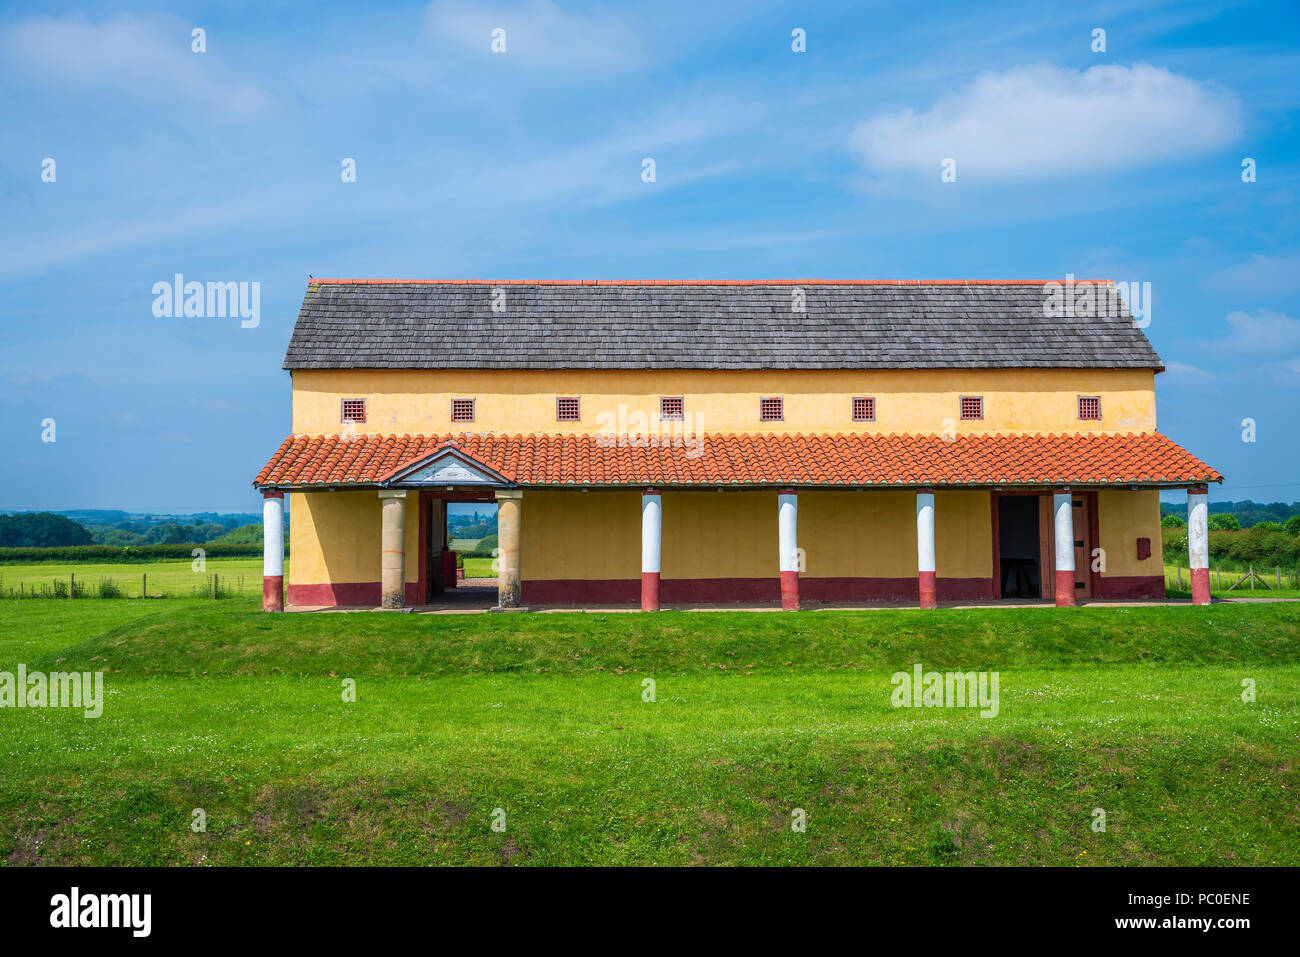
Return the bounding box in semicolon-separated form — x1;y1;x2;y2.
1072;495;1092;598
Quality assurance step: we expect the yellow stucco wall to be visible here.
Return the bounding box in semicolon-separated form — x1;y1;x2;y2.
519;490;640;581
286;487;1155;589
936;491;994;578
290;368;1157;437
660;491;780;579
289;489;419;586
516;488;993;582
799;490;915;576
1098;489;1163;576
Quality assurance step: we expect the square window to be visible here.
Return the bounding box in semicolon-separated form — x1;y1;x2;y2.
852;396;875;422
959;395;983;420
556;396;581;421
760;397;783;421
660;396;684;421
451;398;475;422
1078;395;1101;421
341;398;366;423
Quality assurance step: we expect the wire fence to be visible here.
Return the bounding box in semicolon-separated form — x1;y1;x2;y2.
0;572;253;600
1164;564;1300;594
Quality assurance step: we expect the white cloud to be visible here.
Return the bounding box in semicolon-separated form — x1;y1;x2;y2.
1224;310;1300;353
425;0;646;72
0;14;266;115
1161;359;1216;385
849;62;1241;181
1206;252;1300;295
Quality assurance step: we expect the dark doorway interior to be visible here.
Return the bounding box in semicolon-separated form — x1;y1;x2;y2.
425;498;446;602
998;496;1041;598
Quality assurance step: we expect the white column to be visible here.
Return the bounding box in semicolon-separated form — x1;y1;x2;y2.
778;491;799;610
263;494;284;579
261;491;284;612
1053;490;1075;607
1188;487;1210;605
641;490;662;611
916;490;936;608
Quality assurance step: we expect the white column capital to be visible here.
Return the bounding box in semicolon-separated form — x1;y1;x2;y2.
494;488;523;503
378;488;409;500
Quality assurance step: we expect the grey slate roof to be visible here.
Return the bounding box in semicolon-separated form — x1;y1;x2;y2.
283;281;1164;371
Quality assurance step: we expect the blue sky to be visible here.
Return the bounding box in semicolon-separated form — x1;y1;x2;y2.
1;0;1297;512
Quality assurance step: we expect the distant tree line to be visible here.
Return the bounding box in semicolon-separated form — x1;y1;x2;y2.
0;512;93;547
1161;499;1300;528
1162;522;1300;569
0;512;270;551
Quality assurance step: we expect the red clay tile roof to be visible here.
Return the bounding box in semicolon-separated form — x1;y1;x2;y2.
254;431;1222;488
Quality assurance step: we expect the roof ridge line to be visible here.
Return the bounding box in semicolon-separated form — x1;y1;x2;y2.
306;278;1116;286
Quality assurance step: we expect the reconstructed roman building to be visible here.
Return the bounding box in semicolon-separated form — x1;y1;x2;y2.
254;279;1220;611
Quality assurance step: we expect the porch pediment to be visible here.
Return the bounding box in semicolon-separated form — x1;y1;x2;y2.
383;444;511;488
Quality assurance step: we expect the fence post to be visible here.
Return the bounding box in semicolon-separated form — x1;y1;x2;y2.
212;573;219;600
70;573;75;598
142;572;147;599
1250;565;1255;591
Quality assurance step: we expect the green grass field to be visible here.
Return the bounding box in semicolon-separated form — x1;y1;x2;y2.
0;557;275;598
461;557;495;578
1;598;1296;865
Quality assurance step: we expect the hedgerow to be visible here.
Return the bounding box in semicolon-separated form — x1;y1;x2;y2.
0;543;278;563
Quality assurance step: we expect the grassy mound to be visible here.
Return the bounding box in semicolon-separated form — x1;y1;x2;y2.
24;599;1300;678
2;599;1297;866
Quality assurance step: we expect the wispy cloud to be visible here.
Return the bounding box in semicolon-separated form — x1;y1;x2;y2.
1224;309;1300;352
1206;251;1300;295
424;0;648;73
1162;359;1217;385
849;62;1241;182
0;13;267;116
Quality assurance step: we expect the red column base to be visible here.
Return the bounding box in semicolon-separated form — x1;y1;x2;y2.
780;570;800;611
641;571;660;612
918;570;937;609
1191;567;1211;606
263;574;284;612
1055;569;1076;607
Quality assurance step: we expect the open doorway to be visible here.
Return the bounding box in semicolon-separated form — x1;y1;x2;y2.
997;495;1042;598
421;496;499;604
444;501;498;588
